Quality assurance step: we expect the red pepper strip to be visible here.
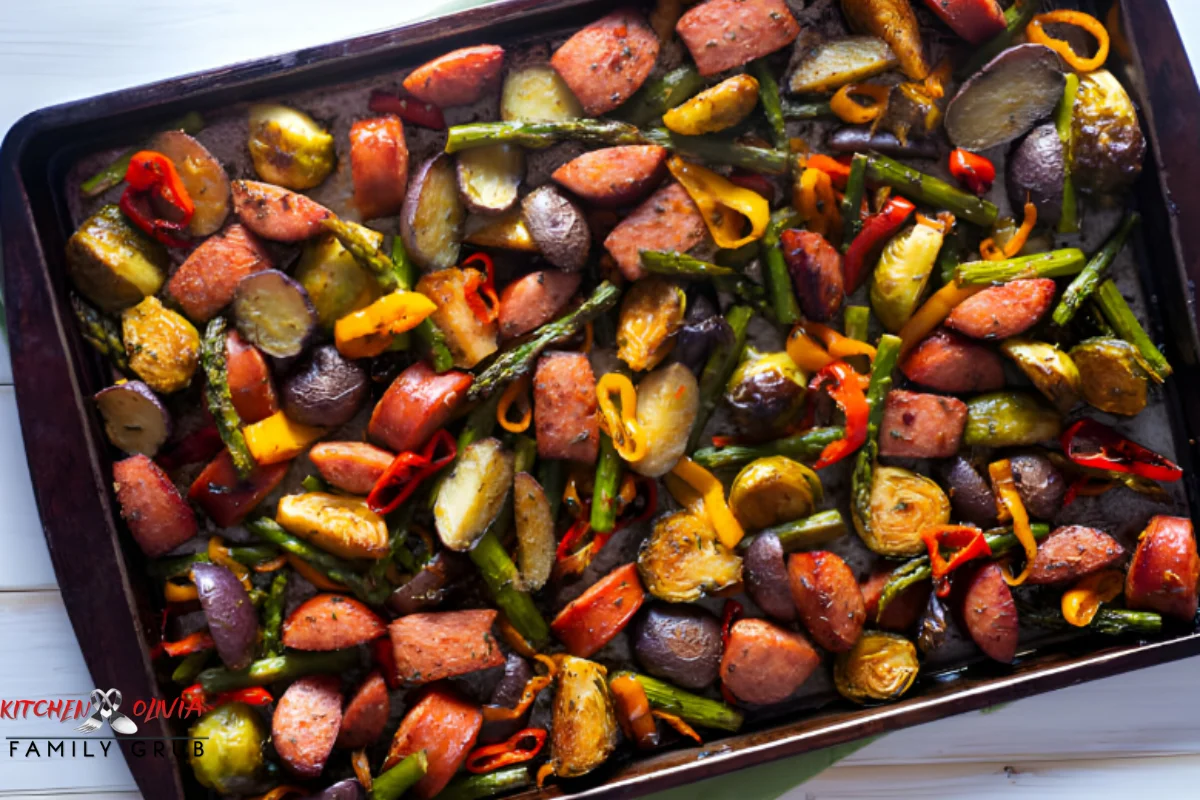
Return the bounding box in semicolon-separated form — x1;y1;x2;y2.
214;687;273;708
161;631;215;658
181;684;208;711
367;429;458;514
120;151;195;247
1063;476;1117;507
555;514;593;563
368;90;447;130
711;435;736;448
373;638;402;689
462;252;500;324
809;361;870;470
1061;418;1183;483
843;196;916;293
805;154;853;190
720;600;744;649
948;148;996;196
921;525;991;598
466;728;547;773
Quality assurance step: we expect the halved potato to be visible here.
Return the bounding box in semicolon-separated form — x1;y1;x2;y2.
401;154;465;272
464;210;539;252
149;131;231;237
999;338;1081;413
513;472;554;591
276;492;389;560
945;44;1066;152
434;438;514;551
456;144;524;215
501;64;583;122
66;205;168;313
788;36;898;94
521;186;590;272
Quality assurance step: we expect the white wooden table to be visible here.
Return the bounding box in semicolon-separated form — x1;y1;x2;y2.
3;2;1200;797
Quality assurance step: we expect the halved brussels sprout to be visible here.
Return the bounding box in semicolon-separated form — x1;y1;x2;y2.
1072;69;1146;196
617;278;686;372
725;349;808;442
858;466;950;557
729;456;821;531
550;656;618;778
189;702;267;794
638;511;743;602
834;631;920;704
963;391;1063;448
66;204;168;313
247;104;335;190
999;338;1082;413
1070;337;1150;416
295;230;383;331
870;217;945;333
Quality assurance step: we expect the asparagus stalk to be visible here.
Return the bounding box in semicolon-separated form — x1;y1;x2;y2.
645;128;790;175
716;241;761;269
439;767;532;800
469;530;550;646
781;99;835;120
750;59;789;151
850;334;902;546
640;250;736;278
692;426;845;470
260;571;288;658
70;294;129;370
171;651;210;685
80;111;205;197
468;281;621;402
687;305;754;453
446;119;647;152
954;248;1086;286
201;317;256;478
391;233;452;370
615;66;705;127
1053;212;1140;325
844;305;870;341
149;546;280;580
322;217;400;291
865;154;999;227
957;0;1041;79
198;649;359;694
1084;303;1117;338
1019;605;1162;636
590;434;623;534
373;751;430;800
1055;72;1081;234
1093;279;1172;382
840;154;869;250
876;523;1053;616
613;671;744;732
761;209;802;325
742;510;848;552
301;474;329;493
715;275;775;320
245;518;391;605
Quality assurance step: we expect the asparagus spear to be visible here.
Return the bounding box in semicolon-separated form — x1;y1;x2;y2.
301;474;329;493
761;209;802;325
468;281;620;402
201;317;256;478
840;154;869;250
957;0;1041;79
470;531;550;646
716;241;761;269
692;426;845;470
439;767;532;800
644;128;790;175
245;518;391;605
741;509;848;552
1053;212;1140;325
844;305;870;341
849;334;902;547
954;248;1086;286
446;119;648;152
590;434;623;534
322;217;400;291
640;250;736;278
1093;279;1172;382
260;571;288;658
171;651;210;685
750;59;789;151
80;111;205;197
865;154;999;227
612;671;744;732
876;523;1053;616
1020;605;1163;636
687;305;754;453
391;236;453;369
373;751;430;800
198;649;358;694
1055;72;1081;234
148;546;280;580
781;99;835;120
614;65;705;127
70;294;129;370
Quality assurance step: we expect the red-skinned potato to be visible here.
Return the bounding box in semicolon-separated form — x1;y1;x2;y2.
945;44;1066;152
191;562;258;670
273;676;343;779
401;155;465;272
231;180;332;242
521;186;591;272
112;454;196;557
497;270;581;340
283;594;388;651
350;116;410;220
551;145;669;208
744;532;797;622
961;562;1018;663
403;45;505;108
283;345;369;428
457;144;524;215
1126;516;1200;621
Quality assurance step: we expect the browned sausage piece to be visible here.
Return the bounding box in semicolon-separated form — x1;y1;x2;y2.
309;442;396;495
168;223;272;323
676;0;801;76
781;229;843;322
718;618;820;705
1126;515;1200;621
961;562;1018;663
945;278;1056;340
112;455;198;557
878;390;968;459
551;10;660;116
552;145;669;208
231;180;332;242
1025;525;1125;585
389;609;506;684
861;567;931;633
497;270;581;340
337;671;390;749
403;45;505;108
350;116;410;220
533;351;600;463
787;550;866;653
604;182;708;281
272;675;343;778
899;328;1006;393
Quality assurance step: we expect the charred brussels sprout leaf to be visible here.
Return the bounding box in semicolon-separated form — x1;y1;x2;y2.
859;466;950;557
1071;70;1146;196
834;631;920;704
617;277;687;372
638;511;742;602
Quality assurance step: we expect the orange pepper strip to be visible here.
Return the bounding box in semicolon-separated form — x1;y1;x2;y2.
979;200;1038;262
161;631;215;658
830;83;890;124
496;615;540;659
164;578;198;603
352;749;373;792
804;154;852;190
467;728;548;774
897;281;986;356
249;787;309;800
1028;10;1110;73
795;167;840;240
611;675;661;749
482;654;558;723
670;457;745;550
209;535;253;591
286;554;348;592
252;554;288;573
652;709;703;744
536;762;555;789
801;321;877;362
988;459;1038;587
335;290;438;359
786;326;836;373
497;376;532;434
1062;570;1124;627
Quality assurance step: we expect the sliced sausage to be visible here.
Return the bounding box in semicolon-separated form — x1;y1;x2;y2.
533;351;599;463
1009;453;1065;521
309;442;395;495
744;532;797;622
632;604;723;690
167;223;272;323
350;116;409;220
382;688;482;800
781;229;843;322
719;618;819;705
231;180;332;242
861;567;931;633
945;278;1056;340
1025;525;1125;585
677;0;801;76
961;562;1018;663
403;45;505;108
337;672;390;749
878;390;968;459
112;455;197;557
225;330;278;425
1126;515;1200;621
550;9;660;116
940;456;999;528
922;0;1006;45
282;594;388;651
604;182;708;281
899;328;1006;393
368;362;472;454
787;550;866;653
272;675;343;779
388;609;505;684
497;270;581;340
551;145;669;208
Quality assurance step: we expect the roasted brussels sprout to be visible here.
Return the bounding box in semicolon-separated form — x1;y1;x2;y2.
1071;69;1146;196
550;656;619;779
729;456;821;531
121;296;201;394
1070;337;1150;416
859;466;950;557
638;511;742;602
295;230;383;330
66;204;168;313
999;339;1082;413
725;349;808;442
617;278;686;372
963;392;1062;448
189;702;267;794
834;631;919;704
247;104;336;190
870;216;946;333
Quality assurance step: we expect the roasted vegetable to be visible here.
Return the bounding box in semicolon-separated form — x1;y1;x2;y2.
694;427;844;470
860;466;951;557
150;130;231;237
632;363;700;477
1006;123;1066;228
840;0;928;79
549;656;619;778
94;381;171;456
513;472;554;592
457;144;523;215
663;74;759;135
283;345;369;428
1072;69;1146;196
827;127;941;159
232;270;317;359
276;492;389;560
416;267;499;369
501;64;582;121
434;438;514;551
295;232;382;330
744;532;798;622
940;457;998;528
612;671;743;731
945;44;1065;152
1054;212;1140;327
521;186;591;272
617;278;686;372
247;104;335;190
191;562;257;670
870;215;947;332
729;456;819;532
962;391;1062;448
189;703;267;794
1000;339;1082;413
402;155;466;272
633;604;723;690
638;511;742;602
833;631;919;704
725;349;807;442
1094;280;1172;382
788;37;898;94
122;297;200;394
1070;337;1150;416
66;204;167;313
865;154;998;228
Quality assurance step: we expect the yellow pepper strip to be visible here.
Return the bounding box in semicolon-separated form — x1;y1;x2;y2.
286;554;348;592
897;280;986;356
666;156;770;249
164;578;199;603
830;83;890;124
596;373;648;462
980;201;1037;261
786;325;836;373
795;167;841;240
243;411;326;466
496;614;540;659
664;473;707;518
1061;569;1124;627
988;459;1038;587
801;321;877;362
1028;10;1110;73
663;74;760;136
334;290;438;360
670;456;745;550
497;376;533;434
209;535;253;591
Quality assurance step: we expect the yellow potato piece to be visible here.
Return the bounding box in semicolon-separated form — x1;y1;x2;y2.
663;74;760;136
